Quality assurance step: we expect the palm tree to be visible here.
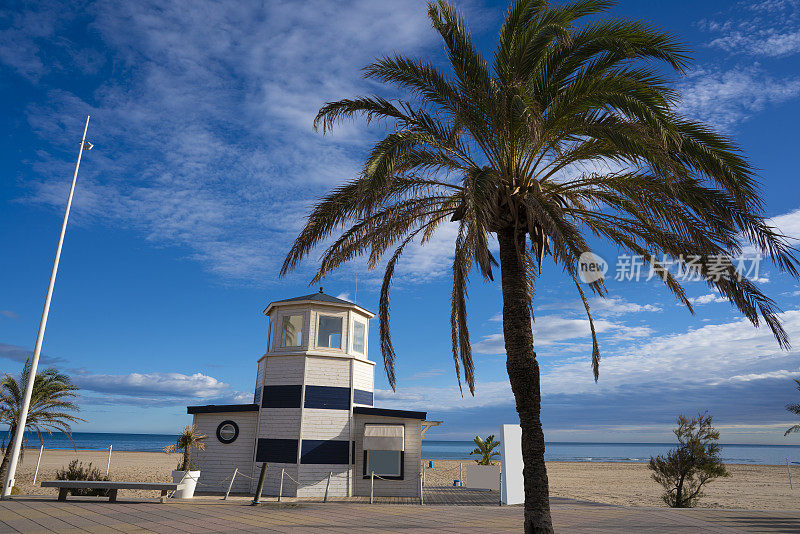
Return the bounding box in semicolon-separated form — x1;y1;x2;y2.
784;379;800;436
470;434;501;465
280;1;799;531
163;424;206;471
0;359;82;482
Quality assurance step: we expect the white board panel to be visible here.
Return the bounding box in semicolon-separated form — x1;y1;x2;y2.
499;424;524;505
465;465;500;490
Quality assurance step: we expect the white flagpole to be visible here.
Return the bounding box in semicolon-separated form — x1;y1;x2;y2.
1;116;92;499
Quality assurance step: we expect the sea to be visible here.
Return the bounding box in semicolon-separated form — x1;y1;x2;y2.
10;432;800;466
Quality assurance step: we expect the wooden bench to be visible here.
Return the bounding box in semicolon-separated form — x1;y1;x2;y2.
41;481;186;503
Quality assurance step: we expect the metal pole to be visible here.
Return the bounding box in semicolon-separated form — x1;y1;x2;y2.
106;445;112;476
224;467;238;500
419;471;423;505
2;116;91;499
499;469;503;506
459;462;463;484
278;468;284;502
369;471;374;504
422;462;425;487
251;463;268;505
788;458;793;490
323;471;331;502
32;445;44;487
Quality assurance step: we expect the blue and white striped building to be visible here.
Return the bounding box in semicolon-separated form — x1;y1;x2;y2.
187;291;436;497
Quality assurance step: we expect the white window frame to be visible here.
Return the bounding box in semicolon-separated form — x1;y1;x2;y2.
316;313;345;350
352;320;366;354
279;313;305;348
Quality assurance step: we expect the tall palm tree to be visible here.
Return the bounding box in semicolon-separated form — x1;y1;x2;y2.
0;359;82;482
281;1;799;531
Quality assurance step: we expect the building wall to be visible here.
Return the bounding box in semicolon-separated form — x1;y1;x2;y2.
249;463;299;496
352;360;374;400
192;411;257;494
353;415;422;498
297;464;350;498
305;356;350;387
263;354;304;385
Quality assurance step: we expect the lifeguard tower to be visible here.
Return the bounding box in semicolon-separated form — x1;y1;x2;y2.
187;290;438;497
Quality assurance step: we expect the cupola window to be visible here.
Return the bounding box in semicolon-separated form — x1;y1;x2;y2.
317;315;343;349
352;321;366;354
281;314;304;347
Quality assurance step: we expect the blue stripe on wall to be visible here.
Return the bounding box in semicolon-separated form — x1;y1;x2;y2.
304;385;350;410
261;385;302;408
256;438;298;463
353;389;373;406
301;440;350;464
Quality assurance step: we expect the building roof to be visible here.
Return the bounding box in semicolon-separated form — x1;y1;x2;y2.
187;403;259;414
273;291;354;306
264;289;374;316
353;406;427;420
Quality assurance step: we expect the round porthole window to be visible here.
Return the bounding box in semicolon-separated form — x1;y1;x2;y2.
216;420;239;444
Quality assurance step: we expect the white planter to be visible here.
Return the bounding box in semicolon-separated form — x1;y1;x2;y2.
171;470;200;498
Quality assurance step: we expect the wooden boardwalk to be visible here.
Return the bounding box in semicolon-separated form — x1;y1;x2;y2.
2;495;800;533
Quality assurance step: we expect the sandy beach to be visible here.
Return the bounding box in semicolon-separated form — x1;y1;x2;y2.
425;460;800;510
9;449;800;509
11;449;181;499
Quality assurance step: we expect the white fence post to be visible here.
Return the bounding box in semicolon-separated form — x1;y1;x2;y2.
32;445;44;486
787;458;793;489
459;462;463;484
369;471;374;504
324;471;332;502
422;463;426;487
106;445;112;476
419;471;424;505
224;467;238;500
278;468;285;502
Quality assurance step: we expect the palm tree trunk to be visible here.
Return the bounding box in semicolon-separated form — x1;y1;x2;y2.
498;226;554;534
0;425;16;483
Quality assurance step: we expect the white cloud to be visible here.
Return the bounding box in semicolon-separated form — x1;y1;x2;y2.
0;310;18;319
688;293;727;305
769;208;800;243
73;371;232;399
701;0;800;57
385;310;800;411
677;66;800;130
586;297;661;316
9;0;451;284
541;309;800;396
0;342;64;365
472;314;653;354
375;381;513;411
720;369;800;383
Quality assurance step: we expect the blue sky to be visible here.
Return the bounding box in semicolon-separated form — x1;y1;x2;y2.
2;0;800;444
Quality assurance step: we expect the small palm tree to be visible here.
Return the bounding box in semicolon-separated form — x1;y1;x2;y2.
281;1;799;531
0;359;83;481
164;425;206;471
785;378;800;436
470;434;501;465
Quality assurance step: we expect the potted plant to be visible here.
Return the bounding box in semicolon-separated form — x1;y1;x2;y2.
465;434;502;490
163;424;206;498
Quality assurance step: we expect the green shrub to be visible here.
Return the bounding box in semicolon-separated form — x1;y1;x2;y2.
55;459;109;497
648;411;730;508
